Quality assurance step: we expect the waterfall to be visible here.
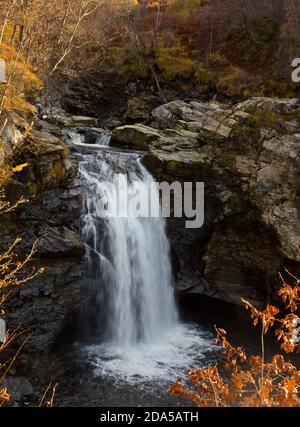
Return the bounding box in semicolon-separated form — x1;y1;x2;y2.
70;131;211;383
77;147;178;349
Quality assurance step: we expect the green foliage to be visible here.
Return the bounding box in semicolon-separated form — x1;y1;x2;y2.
224;19;280;72
250;111;279;129
195;54;232;94
168;0;207;15
105;42;199;83
217;66;259;98
194;54;256;97
157;46;197;80
231;111;279;153
104;46;150;80
194;63;215;93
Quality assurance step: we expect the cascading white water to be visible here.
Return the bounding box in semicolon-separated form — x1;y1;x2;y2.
70;131;212;383
79;150;178;348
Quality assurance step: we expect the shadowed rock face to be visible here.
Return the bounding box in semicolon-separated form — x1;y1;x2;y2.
0;116;85;353
117;96;300;307
1;216;84;352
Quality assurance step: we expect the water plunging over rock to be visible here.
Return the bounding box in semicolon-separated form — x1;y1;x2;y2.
78;148;178;347
69;136;211;383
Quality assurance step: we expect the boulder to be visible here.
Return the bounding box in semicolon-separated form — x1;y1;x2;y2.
144;149;218;180
152;99;233;139
8;129;76;196
69;115;98;127
112;124;162;149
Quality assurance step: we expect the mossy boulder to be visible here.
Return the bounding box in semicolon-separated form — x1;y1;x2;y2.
144;149;217;180
6;129;76;197
112;124;162;149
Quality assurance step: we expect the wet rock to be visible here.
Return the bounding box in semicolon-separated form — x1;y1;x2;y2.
106;115;122;129
1;211;84;352
144;149;213;179
34;117;64;138
39;105;72;128
263;202;300;262
112;124;161;149
3;258;82;352
69;115;98;127
69;127;107;145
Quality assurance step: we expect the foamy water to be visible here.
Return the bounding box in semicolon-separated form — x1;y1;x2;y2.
84;323;214;385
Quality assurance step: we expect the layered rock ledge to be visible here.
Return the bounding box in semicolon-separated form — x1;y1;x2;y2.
113;97;300;306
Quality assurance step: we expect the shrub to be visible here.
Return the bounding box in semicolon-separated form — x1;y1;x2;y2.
168;0;208;16
157;46;198;80
216;66;258;98
169;272;300;407
231;111;280;154
0;42;41;118
104;46;150;80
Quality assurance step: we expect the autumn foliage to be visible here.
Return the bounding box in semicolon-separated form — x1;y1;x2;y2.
119;0;300;98
169;272;300;407
1;0;299;98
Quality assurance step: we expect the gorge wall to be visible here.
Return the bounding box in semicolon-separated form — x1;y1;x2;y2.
112;96;300;308
1;88;300;355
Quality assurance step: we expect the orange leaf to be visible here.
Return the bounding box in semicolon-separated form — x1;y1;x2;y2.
12;163;31;173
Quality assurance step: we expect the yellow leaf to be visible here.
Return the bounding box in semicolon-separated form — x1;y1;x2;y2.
0;387;11;402
12;163;30;173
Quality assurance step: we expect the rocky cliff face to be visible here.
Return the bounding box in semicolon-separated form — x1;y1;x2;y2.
0;112;85;352
112;97;300;307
